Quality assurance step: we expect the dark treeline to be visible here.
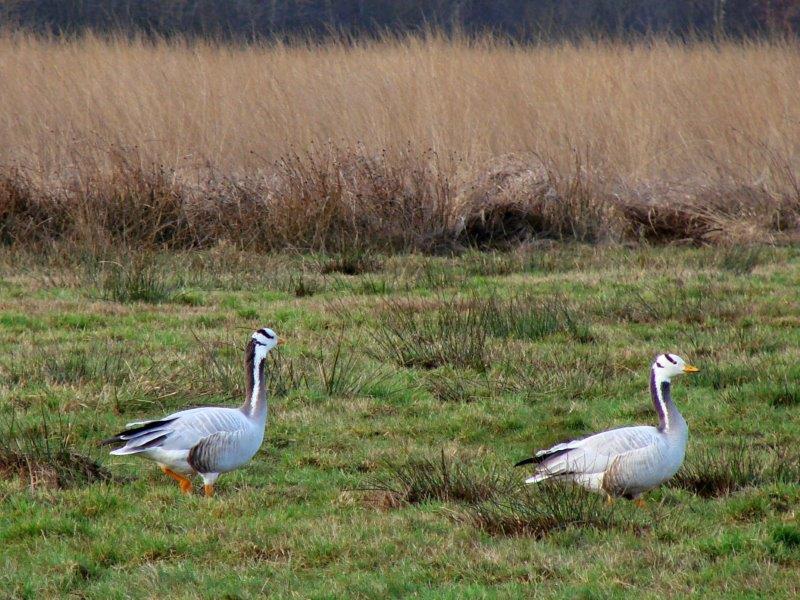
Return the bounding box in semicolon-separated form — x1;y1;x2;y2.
1;0;799;41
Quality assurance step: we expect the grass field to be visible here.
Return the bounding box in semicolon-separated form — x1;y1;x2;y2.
2;244;800;598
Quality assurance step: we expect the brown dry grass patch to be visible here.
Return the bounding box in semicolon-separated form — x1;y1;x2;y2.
1;34;799;250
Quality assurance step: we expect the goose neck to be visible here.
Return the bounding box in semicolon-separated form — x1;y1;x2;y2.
243;345;269;421
650;369;685;434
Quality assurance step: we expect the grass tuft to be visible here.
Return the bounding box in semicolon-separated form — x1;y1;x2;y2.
769;525;800;564
609;276;740;324
772;525;800;549
424;367;492;403
1;341;129;387
481;292;592;342
264;350;307;399
369;296;489;371
320;251;382;275
671;444;800;498
364;451;513;506
467;482;628;538
0;168;74;245
99;254;175;304
716;245;765;274
287;272;323;298
458;153;622;246
0;411;114;490
311;334;389;399
753;378;800;407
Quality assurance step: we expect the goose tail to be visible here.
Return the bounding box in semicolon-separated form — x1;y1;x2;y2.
524;472;551;485
102;418;177;454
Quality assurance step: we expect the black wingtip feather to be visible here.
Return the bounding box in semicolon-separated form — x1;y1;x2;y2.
515;446;575;467
128;434;169;451
100;417;177;446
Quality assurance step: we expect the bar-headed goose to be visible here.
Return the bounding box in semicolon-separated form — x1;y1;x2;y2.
515;353;699;505
102;327;282;496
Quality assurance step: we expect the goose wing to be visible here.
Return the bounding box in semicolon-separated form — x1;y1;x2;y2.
600;440;677;497
517;425;661;481
103;407;249;456
187;429;253;473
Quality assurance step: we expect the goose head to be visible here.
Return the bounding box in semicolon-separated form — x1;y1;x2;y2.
250;327;283;354
652;353;699;380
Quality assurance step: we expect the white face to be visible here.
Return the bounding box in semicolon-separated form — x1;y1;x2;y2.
652;353;699;378
252;327;280;351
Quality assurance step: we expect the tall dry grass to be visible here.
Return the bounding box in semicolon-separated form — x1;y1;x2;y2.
1;33;799;250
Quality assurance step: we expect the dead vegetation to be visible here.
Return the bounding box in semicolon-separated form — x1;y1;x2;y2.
1;36;799;252
0;411;114;490
3;150;798;253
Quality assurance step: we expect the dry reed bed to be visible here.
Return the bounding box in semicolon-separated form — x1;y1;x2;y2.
1;34;799;250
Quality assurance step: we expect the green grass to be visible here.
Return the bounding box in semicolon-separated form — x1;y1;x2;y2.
1;245;800;598
97;253;178;304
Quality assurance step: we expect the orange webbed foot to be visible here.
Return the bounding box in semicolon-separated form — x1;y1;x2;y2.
179;479;193;494
160;466;194;495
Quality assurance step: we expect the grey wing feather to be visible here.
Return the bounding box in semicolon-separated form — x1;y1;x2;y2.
154;407;249;451
108;407;249;455
534;426;660;477
601;440;676;496
567;426;660;456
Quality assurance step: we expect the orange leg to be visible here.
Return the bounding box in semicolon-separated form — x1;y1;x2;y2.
634;498;646;508
160;466;193;494
203;484;214;497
